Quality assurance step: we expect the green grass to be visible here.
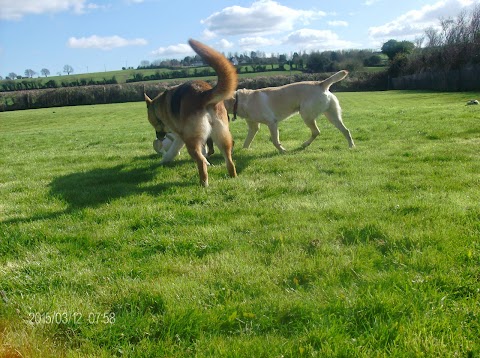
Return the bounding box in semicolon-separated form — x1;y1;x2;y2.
1;91;479;357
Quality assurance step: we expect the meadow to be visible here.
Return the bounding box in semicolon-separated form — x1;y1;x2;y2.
0;91;479;357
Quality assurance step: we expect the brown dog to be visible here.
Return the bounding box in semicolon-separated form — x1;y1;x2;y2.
144;39;237;187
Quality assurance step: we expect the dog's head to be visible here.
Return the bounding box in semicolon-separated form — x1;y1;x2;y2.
144;93;167;138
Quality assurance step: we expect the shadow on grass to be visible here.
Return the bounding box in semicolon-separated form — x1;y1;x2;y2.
2;149;280;225
48;148;283;210
1;156;190;226
227;146;295;174
48;156;194;210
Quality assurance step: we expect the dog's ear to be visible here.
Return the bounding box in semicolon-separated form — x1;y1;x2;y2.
144;93;152;106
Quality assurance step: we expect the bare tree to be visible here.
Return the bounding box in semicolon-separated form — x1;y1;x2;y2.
424;27;442;47
25;69;36;78
41;68;50;77
63;65;74;75
414;35;425;48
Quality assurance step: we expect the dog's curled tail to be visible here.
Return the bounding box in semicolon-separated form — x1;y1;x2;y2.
189;39;238;105
321;70;348;90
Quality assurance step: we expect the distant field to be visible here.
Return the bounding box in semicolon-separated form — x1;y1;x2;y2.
1;64;304;86
1;91;479;357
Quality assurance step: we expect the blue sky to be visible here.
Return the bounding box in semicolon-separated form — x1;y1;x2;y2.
0;0;478;78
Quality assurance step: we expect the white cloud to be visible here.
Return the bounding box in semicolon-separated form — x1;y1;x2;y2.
0;0;102;20
368;0;479;41
328;20;348;27
151;43;194;57
201;0;326;37
364;0;382;5
67;35;147;50
238;36;281;50
202;29;217;40
284;29;358;51
217;39;234;50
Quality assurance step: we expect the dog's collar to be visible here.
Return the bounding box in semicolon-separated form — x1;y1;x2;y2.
232;91;238;121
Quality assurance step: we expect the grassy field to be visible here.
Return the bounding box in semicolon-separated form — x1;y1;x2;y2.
1;91;479;357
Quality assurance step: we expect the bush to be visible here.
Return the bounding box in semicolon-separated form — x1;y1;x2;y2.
44;80;58;88
388;53;410;77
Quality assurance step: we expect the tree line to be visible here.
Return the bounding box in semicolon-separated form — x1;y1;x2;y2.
384;4;480;77
122;48;387;84
1;76;118;92
3;65;74;81
136;49;387;73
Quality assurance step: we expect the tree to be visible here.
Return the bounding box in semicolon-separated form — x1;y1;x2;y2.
292;52;302;69
41;68;50;77
63;65;74;75
182;56;193;66
388;53;410;76
8;72;17;80
364;54;385;67
381;39;415;60
25;69;36;78
306;52;331;72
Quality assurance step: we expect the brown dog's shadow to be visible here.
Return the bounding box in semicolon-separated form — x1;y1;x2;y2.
2;156;198;226
49;158;199;211
50;147;276;212
2;149;286;226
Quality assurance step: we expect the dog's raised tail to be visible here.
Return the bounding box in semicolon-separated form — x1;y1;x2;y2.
321;70;348;90
189;39;238;105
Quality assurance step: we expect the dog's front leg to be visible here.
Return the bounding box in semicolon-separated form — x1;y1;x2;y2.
243;120;260;149
160;137;184;164
267;122;287;153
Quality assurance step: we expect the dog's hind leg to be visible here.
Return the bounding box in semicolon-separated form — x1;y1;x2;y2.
300;115;320;148
243;120;260;149
186;141;210;187
267;122;287;154
324;98;355;148
211;124;237;179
